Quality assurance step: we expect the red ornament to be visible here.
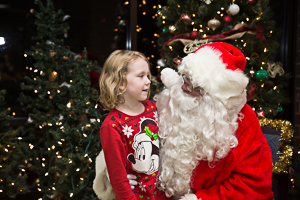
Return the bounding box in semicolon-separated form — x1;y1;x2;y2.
247;0;258;5
180;14;191;23
223;15;232;24
172;57;182;68
189;31;198;40
254;23;266;43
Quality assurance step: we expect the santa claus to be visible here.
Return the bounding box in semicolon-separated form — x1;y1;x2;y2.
154;42;274;200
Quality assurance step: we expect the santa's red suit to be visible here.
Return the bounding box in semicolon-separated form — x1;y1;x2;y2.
155;42;274;200
191;104;273;200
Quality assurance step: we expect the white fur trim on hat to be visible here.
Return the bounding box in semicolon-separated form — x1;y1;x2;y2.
178;45;248;105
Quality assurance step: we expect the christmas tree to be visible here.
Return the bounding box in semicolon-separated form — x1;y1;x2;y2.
155;0;290;119
0;74;29;199
17;0;103;199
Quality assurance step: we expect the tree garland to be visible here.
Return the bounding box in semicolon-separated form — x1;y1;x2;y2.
259;118;294;174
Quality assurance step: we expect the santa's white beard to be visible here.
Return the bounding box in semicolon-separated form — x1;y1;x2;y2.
154;83;245;198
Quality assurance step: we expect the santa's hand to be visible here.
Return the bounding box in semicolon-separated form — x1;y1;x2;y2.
127;174;137;190
179;193;200;200
161;68;182;88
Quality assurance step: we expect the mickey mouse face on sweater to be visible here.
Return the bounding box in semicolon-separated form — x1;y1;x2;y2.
127;118;159;175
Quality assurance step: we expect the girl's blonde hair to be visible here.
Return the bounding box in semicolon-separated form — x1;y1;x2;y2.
99;50;151;110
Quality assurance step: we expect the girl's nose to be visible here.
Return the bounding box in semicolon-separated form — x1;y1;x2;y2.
146;77;151;84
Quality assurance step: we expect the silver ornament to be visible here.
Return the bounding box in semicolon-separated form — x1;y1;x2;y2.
228;4;240;15
207;18;221;31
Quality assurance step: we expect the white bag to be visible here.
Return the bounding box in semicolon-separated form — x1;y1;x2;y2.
93;150;115;200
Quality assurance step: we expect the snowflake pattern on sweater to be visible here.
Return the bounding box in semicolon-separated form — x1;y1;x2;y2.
100;100;162;200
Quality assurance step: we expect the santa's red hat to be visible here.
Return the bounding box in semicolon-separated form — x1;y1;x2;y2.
178;42;249;104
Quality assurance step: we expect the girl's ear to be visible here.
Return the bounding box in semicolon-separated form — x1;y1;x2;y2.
119;82;126;91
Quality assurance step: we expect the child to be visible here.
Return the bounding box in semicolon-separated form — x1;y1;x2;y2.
98;50;167;200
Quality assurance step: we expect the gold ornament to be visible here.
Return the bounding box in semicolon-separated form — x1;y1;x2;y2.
168;25;177;34
250;52;259;59
207;18;221;31
49;71;58;82
259;118;294;174
267;62;284;78
49;51;57;57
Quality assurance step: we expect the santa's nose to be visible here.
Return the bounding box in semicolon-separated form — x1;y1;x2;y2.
128;154;136;164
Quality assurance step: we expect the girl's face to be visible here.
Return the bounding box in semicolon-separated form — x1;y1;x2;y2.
120;58;151;103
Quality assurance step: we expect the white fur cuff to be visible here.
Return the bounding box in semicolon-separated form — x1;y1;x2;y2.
179;193;198;200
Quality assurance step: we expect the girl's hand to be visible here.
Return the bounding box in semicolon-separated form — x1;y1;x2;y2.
127;174;137;190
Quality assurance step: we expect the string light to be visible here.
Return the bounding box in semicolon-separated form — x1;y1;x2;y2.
29;143;34;149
